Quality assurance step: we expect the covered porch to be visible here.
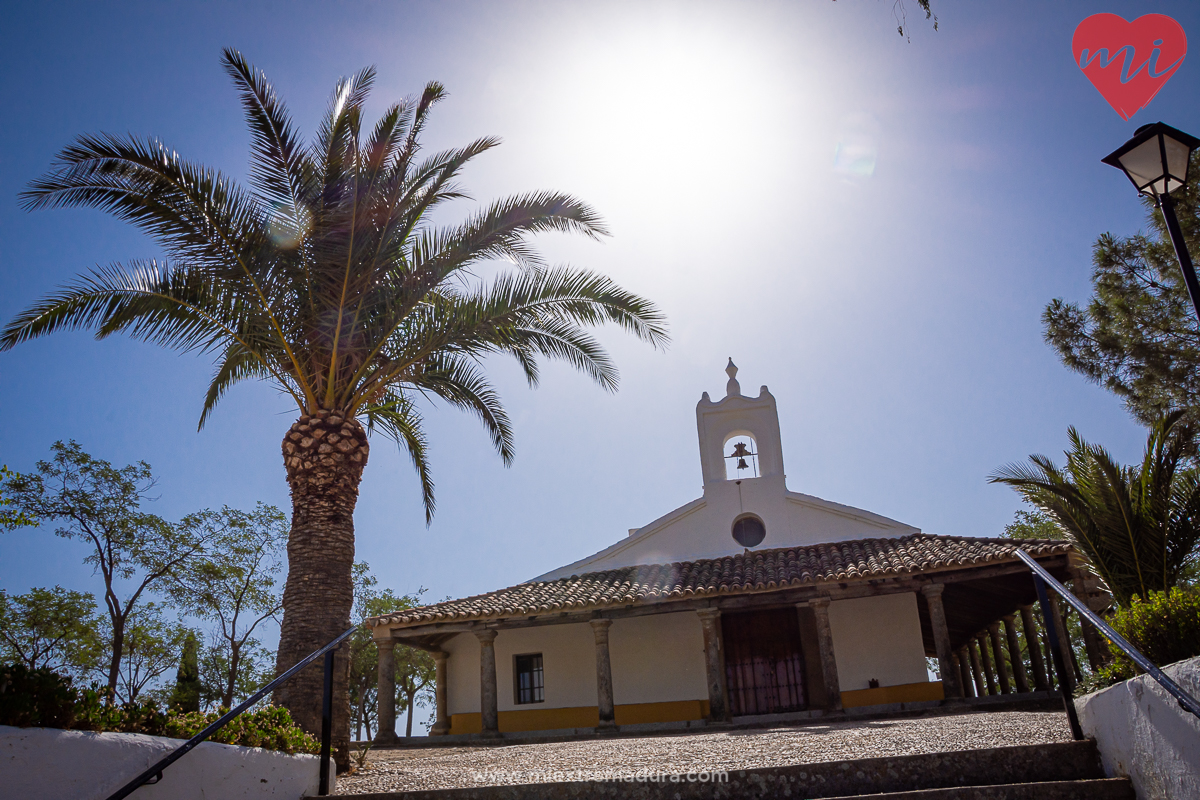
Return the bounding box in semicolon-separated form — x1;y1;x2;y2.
367;534;1090;742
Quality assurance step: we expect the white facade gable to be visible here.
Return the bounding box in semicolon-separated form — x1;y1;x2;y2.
536;361;919;581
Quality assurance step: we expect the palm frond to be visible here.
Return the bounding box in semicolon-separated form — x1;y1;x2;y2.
11;54;670;524
363;392;435;522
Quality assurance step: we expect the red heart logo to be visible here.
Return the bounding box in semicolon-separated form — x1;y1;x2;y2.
1072;14;1187;120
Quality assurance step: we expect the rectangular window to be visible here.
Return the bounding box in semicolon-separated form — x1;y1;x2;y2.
514;653;544;704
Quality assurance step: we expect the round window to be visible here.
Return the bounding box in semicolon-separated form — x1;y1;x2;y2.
732;515;766;547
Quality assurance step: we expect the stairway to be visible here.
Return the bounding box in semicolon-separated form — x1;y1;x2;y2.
332;740;1133;799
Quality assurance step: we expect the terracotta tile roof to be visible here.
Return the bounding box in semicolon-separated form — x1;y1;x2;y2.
368;534;1071;630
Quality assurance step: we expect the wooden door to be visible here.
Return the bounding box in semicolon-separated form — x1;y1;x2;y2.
721;608;808;716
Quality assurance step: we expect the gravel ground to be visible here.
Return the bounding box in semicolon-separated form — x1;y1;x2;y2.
335;710;1072;795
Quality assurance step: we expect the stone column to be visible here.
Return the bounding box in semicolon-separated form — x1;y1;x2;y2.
1048;596;1076;693
1019;605;1049;691
808;598;843;711
987;622;1012;694
921;584;961;699
1002;615;1030;693
976;632;997;695
374;637;397;744
430;650;450;736
967;640;985;697
475;629;499;736
1072;571;1109;671
590;619;617;731
957;647;976;698
697;609;729;722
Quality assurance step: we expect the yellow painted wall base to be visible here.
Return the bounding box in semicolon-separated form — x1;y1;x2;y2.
448;699;711;735
841;680;944;709
614;699;708;726
448;684;945;734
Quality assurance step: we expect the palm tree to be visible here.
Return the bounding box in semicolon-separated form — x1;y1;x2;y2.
989;410;1200;607
2;50;667;762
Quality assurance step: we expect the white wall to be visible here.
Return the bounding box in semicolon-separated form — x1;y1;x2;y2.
445;623;599;714
610;612;707;705
0;726;321;800
444;613;709;714
534;382;921;582
444;631;479;716
1076;656;1200;800
496;623;597;712
827;593;928;690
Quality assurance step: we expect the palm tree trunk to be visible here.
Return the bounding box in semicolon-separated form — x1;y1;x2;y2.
275;409;368;772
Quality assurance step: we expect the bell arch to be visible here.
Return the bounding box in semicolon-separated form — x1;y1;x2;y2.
696;360;785;487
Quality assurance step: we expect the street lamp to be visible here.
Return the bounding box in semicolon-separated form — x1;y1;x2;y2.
1103;122;1200;324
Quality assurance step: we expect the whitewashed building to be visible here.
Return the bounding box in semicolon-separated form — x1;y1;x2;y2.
369;363;1080;739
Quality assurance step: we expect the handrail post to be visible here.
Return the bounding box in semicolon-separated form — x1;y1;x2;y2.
102;625;356;800
319;649;335;795
1016;550;1200;721
1034;574;1085;741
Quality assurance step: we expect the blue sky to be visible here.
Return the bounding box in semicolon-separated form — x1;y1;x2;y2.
2;0;1196;684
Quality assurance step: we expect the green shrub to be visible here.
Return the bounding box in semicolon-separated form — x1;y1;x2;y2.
165;705;318;754
0;662;314;754
71;690;170;736
1082;587;1200;693
0;663;77;728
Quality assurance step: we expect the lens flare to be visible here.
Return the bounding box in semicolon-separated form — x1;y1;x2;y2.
268;204;311;249
833;112;881;182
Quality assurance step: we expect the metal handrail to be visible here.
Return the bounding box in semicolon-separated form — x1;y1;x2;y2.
1015;550;1200;722
103;626;356;800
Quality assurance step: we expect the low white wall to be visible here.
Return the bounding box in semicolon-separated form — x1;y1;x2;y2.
1076;655;1200;800
827;592;928;690
0;725;323;800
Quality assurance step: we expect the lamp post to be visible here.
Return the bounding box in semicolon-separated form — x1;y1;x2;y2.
1103;122;1200;325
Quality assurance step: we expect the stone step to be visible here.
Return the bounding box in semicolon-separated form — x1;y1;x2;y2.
826;778;1135;800
329;740;1107;799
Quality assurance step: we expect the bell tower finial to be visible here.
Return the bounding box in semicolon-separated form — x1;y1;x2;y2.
725;358;741;397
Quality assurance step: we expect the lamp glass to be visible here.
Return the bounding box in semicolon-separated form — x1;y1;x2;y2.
1162;135;1192;192
1117;131;1193;197
1117;137;1168;195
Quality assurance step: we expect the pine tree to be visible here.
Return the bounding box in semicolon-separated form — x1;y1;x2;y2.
171;633;201;713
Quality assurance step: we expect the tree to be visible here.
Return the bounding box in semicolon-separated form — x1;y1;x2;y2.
1;442;219;702
168;503;287;708
116;602;191;703
0;466;35;528
1044;153;1200;425
347;562;422;741
198;632;273;711
3;50;667;762
394;643;435;738
1001;507;1062;540
989;411;1200;607
0;586;104;679
171;632;201;712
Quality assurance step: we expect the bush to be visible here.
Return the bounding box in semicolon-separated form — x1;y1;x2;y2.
1081;587;1200;693
166;705;318;754
0;662;315;754
0;663;77;728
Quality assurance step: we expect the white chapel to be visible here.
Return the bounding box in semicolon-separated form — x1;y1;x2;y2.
369;363;1078;739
